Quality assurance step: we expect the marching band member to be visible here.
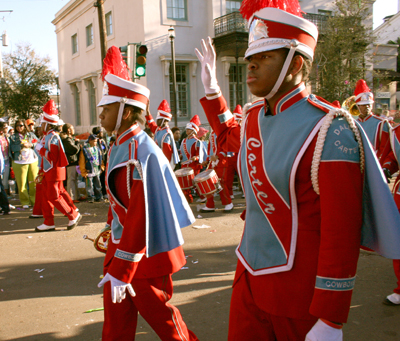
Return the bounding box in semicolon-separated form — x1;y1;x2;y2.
354;79;391;166
195;0;400;339
201;128;233;212
381;129;400;306
225;105;243;198
145;99;180;168
34;100;81;231
96;46;197;341
179;115;208;203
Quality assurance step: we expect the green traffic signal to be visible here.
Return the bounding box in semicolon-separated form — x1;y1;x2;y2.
135;44;147;77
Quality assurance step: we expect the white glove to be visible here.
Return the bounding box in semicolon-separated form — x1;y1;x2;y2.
305;319;343;341
195;37;220;95
98;273;136;303
35;143;44;152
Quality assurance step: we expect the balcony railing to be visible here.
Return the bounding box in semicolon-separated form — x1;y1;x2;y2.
214;12;248;37
303;13;329;33
214;12;328;39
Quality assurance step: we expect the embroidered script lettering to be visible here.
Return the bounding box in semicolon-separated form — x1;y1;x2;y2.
246;138;275;215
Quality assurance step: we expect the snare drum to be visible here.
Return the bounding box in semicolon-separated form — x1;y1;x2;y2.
175;167;195;190
193;169;222;197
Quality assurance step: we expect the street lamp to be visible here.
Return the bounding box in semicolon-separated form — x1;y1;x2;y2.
168;26;178;127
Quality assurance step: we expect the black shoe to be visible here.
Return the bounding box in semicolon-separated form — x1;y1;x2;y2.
29;214;43;219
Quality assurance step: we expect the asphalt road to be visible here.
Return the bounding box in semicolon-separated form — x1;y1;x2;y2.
0;193;399;341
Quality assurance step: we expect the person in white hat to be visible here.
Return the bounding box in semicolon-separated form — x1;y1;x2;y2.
354;79;391;165
195;0;400;339
145;99;180;168
34;99;81;231
96;46;197;341
179;114;208;203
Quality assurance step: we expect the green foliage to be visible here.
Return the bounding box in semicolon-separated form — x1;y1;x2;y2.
310;0;374;103
0;43;57;120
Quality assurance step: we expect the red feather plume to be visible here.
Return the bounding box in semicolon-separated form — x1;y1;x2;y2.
42;99;58;115
240;0;303;20
101;46;132;82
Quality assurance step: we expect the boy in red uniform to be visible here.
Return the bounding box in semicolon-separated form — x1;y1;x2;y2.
96;46;197;341
34;100;81;231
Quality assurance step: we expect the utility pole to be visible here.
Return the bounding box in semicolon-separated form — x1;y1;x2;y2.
94;1;107;65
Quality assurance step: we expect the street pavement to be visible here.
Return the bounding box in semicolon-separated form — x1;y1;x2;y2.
0;192;400;340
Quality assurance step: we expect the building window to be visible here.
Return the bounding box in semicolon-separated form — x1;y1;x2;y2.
105;11;113;36
226;0;241;14
73;84;81;126
71;34;78;54
87;80;97;125
169;63;190;120
167;0;187;20
86;24;93;47
229;64;246;110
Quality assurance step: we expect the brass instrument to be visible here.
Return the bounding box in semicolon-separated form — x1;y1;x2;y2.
83;225;111;254
342;95;360;116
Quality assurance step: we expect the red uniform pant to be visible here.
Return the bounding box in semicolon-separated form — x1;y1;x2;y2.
225;155;238;196
102;274;198;341
205;165;231;208
42;177;78;225
393;259;400;295
33;181;77;217
228;270;317;341
32;182;43;216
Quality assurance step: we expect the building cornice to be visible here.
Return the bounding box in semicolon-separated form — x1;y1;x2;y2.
52;0;93;33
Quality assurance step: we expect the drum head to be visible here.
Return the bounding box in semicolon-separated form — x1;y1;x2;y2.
175;167;194;176
194;169;216;181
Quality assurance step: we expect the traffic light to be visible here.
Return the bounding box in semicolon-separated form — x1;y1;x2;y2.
135;44;147;78
118;45;130;68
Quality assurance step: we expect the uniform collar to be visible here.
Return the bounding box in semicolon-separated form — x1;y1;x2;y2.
357;113;373;122
115;124;141;146
273;82;309;116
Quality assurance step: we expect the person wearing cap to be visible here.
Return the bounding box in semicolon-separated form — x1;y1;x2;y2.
25;119;35;133
78;134;104;203
96;46;197;341
180;115;208;203
145;99;180;168
195;0;400;339
200;127;233;212
354;79;391;166
9;119;39;208
34;99;81;231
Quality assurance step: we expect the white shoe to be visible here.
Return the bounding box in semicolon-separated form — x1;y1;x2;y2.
224;203;234;211
200;206;215;212
23;205;30;209
384;293;400;305
35;224;56;232
9;204;15;210
67;212;82;230
196;198;207;203
230;195;234;199
75;208;79;212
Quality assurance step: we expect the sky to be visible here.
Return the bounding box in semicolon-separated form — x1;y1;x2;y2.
0;0;398;73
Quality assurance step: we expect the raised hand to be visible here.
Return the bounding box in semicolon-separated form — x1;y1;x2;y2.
195;37;220;95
